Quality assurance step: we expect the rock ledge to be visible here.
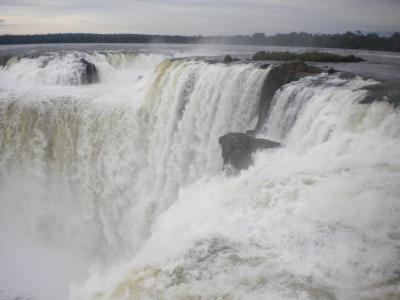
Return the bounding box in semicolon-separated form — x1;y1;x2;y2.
219;133;280;170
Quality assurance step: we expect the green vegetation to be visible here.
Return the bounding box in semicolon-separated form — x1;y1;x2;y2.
0;31;399;52
0;33;198;45
252;51;365;62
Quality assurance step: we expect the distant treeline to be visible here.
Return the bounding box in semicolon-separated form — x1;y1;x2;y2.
0;31;399;52
0;33;198;45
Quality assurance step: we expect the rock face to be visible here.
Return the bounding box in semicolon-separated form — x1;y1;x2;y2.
218;61;320;171
259;64;270;69
0;54;12;67
360;81;400;108
219;132;280;170
328;67;336;74
79;58;99;84
224;55;234;63
252;51;365;62
254;61;321;130
223;55;239;63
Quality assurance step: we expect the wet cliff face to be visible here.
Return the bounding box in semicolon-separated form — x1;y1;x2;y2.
219;133;281;170
255;61;322;131
361;81;400;107
219;61;322;171
79;58;99;84
218;60;400;172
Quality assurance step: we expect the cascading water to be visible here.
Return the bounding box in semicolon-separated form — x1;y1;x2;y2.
0;51;270;300
0;50;399;300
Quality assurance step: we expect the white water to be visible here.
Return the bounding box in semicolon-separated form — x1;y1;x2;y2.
0;51;399;300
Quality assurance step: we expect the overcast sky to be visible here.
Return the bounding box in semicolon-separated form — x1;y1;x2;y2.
0;0;399;35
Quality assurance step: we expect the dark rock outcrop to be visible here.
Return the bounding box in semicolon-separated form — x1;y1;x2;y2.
223;55;239;63
252;51;365;62
254;61;322;131
218;61;323;172
79;58;99;84
328;67;336;74
360;81;400;107
224;55;233;63
0;54;12;67
219;132;280;170
259;64;270;69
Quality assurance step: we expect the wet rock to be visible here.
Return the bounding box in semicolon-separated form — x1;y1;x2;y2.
224;55;233;63
223;55;239;63
360;81;400;107
219;132;280;170
0;54;13;67
79;58;99;84
259;64;270;69
346;54;365;62
255;61;322;130
328;67;336;74
252;51;365;62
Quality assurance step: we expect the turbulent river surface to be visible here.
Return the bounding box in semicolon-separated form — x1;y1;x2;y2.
0;44;399;300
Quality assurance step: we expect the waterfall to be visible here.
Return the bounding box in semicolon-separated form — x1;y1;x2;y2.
0;53;271;300
0;51;399;300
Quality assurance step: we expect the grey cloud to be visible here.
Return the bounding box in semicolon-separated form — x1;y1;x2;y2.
0;0;399;35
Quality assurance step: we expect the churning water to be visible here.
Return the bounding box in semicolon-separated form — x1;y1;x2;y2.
0;47;399;300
